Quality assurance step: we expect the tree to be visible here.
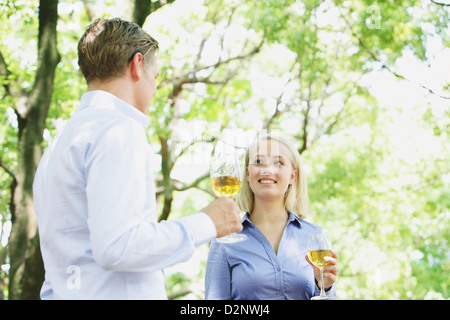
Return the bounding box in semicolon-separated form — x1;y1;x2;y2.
1;0;59;300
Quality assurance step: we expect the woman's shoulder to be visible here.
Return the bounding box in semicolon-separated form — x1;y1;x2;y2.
297;216;326;232
287;211;326;232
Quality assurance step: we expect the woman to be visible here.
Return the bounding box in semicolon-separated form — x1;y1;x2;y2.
205;133;338;299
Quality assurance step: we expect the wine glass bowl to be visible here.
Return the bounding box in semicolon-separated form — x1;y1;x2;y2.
210;175;241;198
210;141;247;243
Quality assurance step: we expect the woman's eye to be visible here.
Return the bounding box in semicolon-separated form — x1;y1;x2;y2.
251;159;264;166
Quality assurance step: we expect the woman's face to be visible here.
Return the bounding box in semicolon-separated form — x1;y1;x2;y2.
246;139;297;201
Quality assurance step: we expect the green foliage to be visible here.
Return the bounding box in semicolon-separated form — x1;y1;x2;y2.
303;98;450;299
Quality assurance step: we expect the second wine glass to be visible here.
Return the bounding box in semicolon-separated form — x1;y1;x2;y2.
307;229;333;300
210;141;247;243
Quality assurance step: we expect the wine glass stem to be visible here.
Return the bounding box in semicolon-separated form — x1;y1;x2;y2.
319;267;325;297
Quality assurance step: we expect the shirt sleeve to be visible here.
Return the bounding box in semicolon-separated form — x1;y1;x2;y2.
313;279;337;299
205;240;232;300
84;117;216;272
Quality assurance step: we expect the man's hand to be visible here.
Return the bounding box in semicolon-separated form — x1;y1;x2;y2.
202;197;243;238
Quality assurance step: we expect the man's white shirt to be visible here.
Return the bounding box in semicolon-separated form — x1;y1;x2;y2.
33;90;216;299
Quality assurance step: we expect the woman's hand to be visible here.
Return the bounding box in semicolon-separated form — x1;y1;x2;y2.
305;249;339;290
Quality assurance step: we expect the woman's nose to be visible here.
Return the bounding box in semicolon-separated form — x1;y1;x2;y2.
261;164;276;175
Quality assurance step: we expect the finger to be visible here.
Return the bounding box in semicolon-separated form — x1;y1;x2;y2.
324;250;338;265
324;264;338;276
305;255;322;278
232;209;243;232
323;266;338;281
234;221;243;232
324;261;339;277
323;273;337;289
305;254;315;268
324;257;337;265
323;271;337;282
331;249;338;259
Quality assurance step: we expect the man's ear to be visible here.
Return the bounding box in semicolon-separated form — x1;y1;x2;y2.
129;52;144;81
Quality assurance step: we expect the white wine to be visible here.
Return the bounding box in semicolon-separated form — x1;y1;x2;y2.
211;176;241;198
307;249;332;268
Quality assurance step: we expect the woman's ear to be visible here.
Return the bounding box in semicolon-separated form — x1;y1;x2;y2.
289;170;298;186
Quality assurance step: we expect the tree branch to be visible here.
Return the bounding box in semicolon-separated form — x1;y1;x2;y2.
0;50;12;96
341;10;450;100
163;39;264;90
168;288;192;300
174;136;216;166
128;0;176;27
262;68;296;130
357;34;450;100
430;0;450;6
151;0;177;12
194;39;264;77
81;0;94;21
298;80;313;155
0;50;24;99
173;171;210;193
0;159;16;182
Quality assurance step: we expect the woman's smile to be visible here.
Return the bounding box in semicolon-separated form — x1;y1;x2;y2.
258;178;277;185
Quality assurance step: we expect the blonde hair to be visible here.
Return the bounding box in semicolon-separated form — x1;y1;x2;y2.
236;133;308;219
78;18;159;83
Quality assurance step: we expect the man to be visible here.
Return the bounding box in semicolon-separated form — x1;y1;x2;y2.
33;18;242;299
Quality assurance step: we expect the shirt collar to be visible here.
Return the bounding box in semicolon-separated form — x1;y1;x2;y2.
288;211;303;227
242;211;302;228
79;90;150;129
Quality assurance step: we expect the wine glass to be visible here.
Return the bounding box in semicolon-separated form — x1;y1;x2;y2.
307;229;333;300
210;141;247;243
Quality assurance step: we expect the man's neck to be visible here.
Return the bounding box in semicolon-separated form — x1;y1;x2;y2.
87;78;145;114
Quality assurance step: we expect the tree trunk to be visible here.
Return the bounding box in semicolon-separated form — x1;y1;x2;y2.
127;0;176;27
8;0;60;300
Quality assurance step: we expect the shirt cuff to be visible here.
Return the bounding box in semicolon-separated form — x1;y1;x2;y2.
179;212;217;247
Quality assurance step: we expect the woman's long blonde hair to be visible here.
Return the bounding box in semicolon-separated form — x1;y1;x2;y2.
236;133;308;219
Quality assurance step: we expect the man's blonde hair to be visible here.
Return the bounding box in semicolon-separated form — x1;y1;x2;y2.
78;18;159;83
236;133;308;219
